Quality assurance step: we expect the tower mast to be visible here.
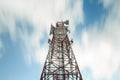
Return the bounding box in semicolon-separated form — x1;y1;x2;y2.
40;20;83;80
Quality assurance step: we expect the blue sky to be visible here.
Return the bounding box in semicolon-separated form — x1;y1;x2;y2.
0;0;120;80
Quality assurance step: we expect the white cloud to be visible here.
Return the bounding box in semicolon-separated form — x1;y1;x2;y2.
73;0;120;79
100;0;113;8
0;0;84;34
74;25;120;80
0;0;84;65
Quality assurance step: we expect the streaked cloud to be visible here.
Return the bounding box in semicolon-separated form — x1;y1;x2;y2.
73;0;120;80
0;0;84;64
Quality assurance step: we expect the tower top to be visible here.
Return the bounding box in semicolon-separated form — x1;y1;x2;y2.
50;20;70;41
56;20;69;27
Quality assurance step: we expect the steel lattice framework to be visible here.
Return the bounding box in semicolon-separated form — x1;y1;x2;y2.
40;20;83;80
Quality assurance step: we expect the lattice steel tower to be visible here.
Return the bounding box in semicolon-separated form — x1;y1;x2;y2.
40;20;83;80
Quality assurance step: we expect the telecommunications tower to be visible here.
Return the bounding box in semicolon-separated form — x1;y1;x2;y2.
40;20;83;80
